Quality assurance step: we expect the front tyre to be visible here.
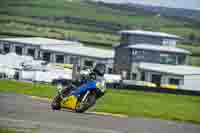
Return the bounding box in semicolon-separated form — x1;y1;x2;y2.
75;94;96;113
51;94;62;110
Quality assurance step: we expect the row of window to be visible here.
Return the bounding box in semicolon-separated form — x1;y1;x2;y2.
162;39;176;47
132;72;182;86
160;54;186;65
2;45;36;58
1;45;95;67
120;34;177;47
160;54;177;65
1;44;113;73
42;52;95;67
132;49;186;65
44;53;113;73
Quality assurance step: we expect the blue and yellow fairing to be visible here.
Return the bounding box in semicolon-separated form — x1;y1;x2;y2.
61;80;105;110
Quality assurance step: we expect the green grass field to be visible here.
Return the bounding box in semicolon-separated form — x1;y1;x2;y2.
0;1;200;66
177;44;200;57
190;56;200;67
0;15;119;45
0;80;200;124
0;0;200;45
0;129;32;133
0;80;56;98
0;0;185;26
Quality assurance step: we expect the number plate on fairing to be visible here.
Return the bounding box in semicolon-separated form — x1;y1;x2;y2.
61;95;78;110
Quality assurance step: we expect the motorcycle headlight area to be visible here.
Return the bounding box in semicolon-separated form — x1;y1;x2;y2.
96;82;106;93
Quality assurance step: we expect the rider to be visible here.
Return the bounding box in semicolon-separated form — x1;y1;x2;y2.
92;63;107;93
52;63;107;110
60;63;107;96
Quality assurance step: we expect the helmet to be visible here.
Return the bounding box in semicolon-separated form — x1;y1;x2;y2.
93;63;106;77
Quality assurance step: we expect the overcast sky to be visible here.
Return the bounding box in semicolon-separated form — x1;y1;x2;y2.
94;0;200;10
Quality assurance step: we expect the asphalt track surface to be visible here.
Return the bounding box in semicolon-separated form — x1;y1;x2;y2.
0;93;200;133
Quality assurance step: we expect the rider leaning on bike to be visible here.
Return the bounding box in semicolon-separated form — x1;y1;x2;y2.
61;63;107;97
51;63;108;111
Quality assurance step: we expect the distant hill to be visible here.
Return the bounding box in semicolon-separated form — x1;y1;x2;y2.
95;1;200;22
129;3;200;22
0;0;200;46
93;0;200;22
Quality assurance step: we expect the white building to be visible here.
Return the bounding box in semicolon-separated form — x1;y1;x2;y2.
0;37;114;73
115;30;200;91
138;62;200;91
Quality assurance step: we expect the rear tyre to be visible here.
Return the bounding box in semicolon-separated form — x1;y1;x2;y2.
51;94;62;110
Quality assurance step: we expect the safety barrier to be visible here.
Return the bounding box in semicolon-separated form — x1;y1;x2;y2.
106;82;200;96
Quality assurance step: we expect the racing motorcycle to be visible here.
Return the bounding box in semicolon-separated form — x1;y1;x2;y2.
51;64;107;113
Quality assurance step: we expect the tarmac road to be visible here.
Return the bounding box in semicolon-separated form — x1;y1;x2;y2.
0;93;200;133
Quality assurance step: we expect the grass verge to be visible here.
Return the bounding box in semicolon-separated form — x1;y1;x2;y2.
0;80;200;124
0;128;32;133
0;80;56;98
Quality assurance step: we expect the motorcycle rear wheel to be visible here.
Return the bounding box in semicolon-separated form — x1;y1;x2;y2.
51;94;62;110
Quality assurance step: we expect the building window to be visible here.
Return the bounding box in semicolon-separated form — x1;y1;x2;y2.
108;68;113;74
133;49;145;60
132;49;138;55
177;55;186;65
132;49;144;55
3;45;10;54
151;74;162;86
43;52;51;62
38;51;41;59
121;34;130;44
163;39;176;47
140;72;145;81
15;46;23;55
168;55;177;64
160;54;177;65
84;60;94;67
27;48;35;58
69;56;79;65
121;70;127;79
169;78;180;86
132;73;137;80
160;54;168;64
56;55;64;63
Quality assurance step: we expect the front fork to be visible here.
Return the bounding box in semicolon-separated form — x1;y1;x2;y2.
81;91;90;103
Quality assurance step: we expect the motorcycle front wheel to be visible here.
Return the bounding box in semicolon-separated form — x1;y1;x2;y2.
75;94;96;113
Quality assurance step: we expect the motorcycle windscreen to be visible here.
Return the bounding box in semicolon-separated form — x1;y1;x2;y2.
61;95;78;110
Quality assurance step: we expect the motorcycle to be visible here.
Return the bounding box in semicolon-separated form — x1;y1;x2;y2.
51;68;106;113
